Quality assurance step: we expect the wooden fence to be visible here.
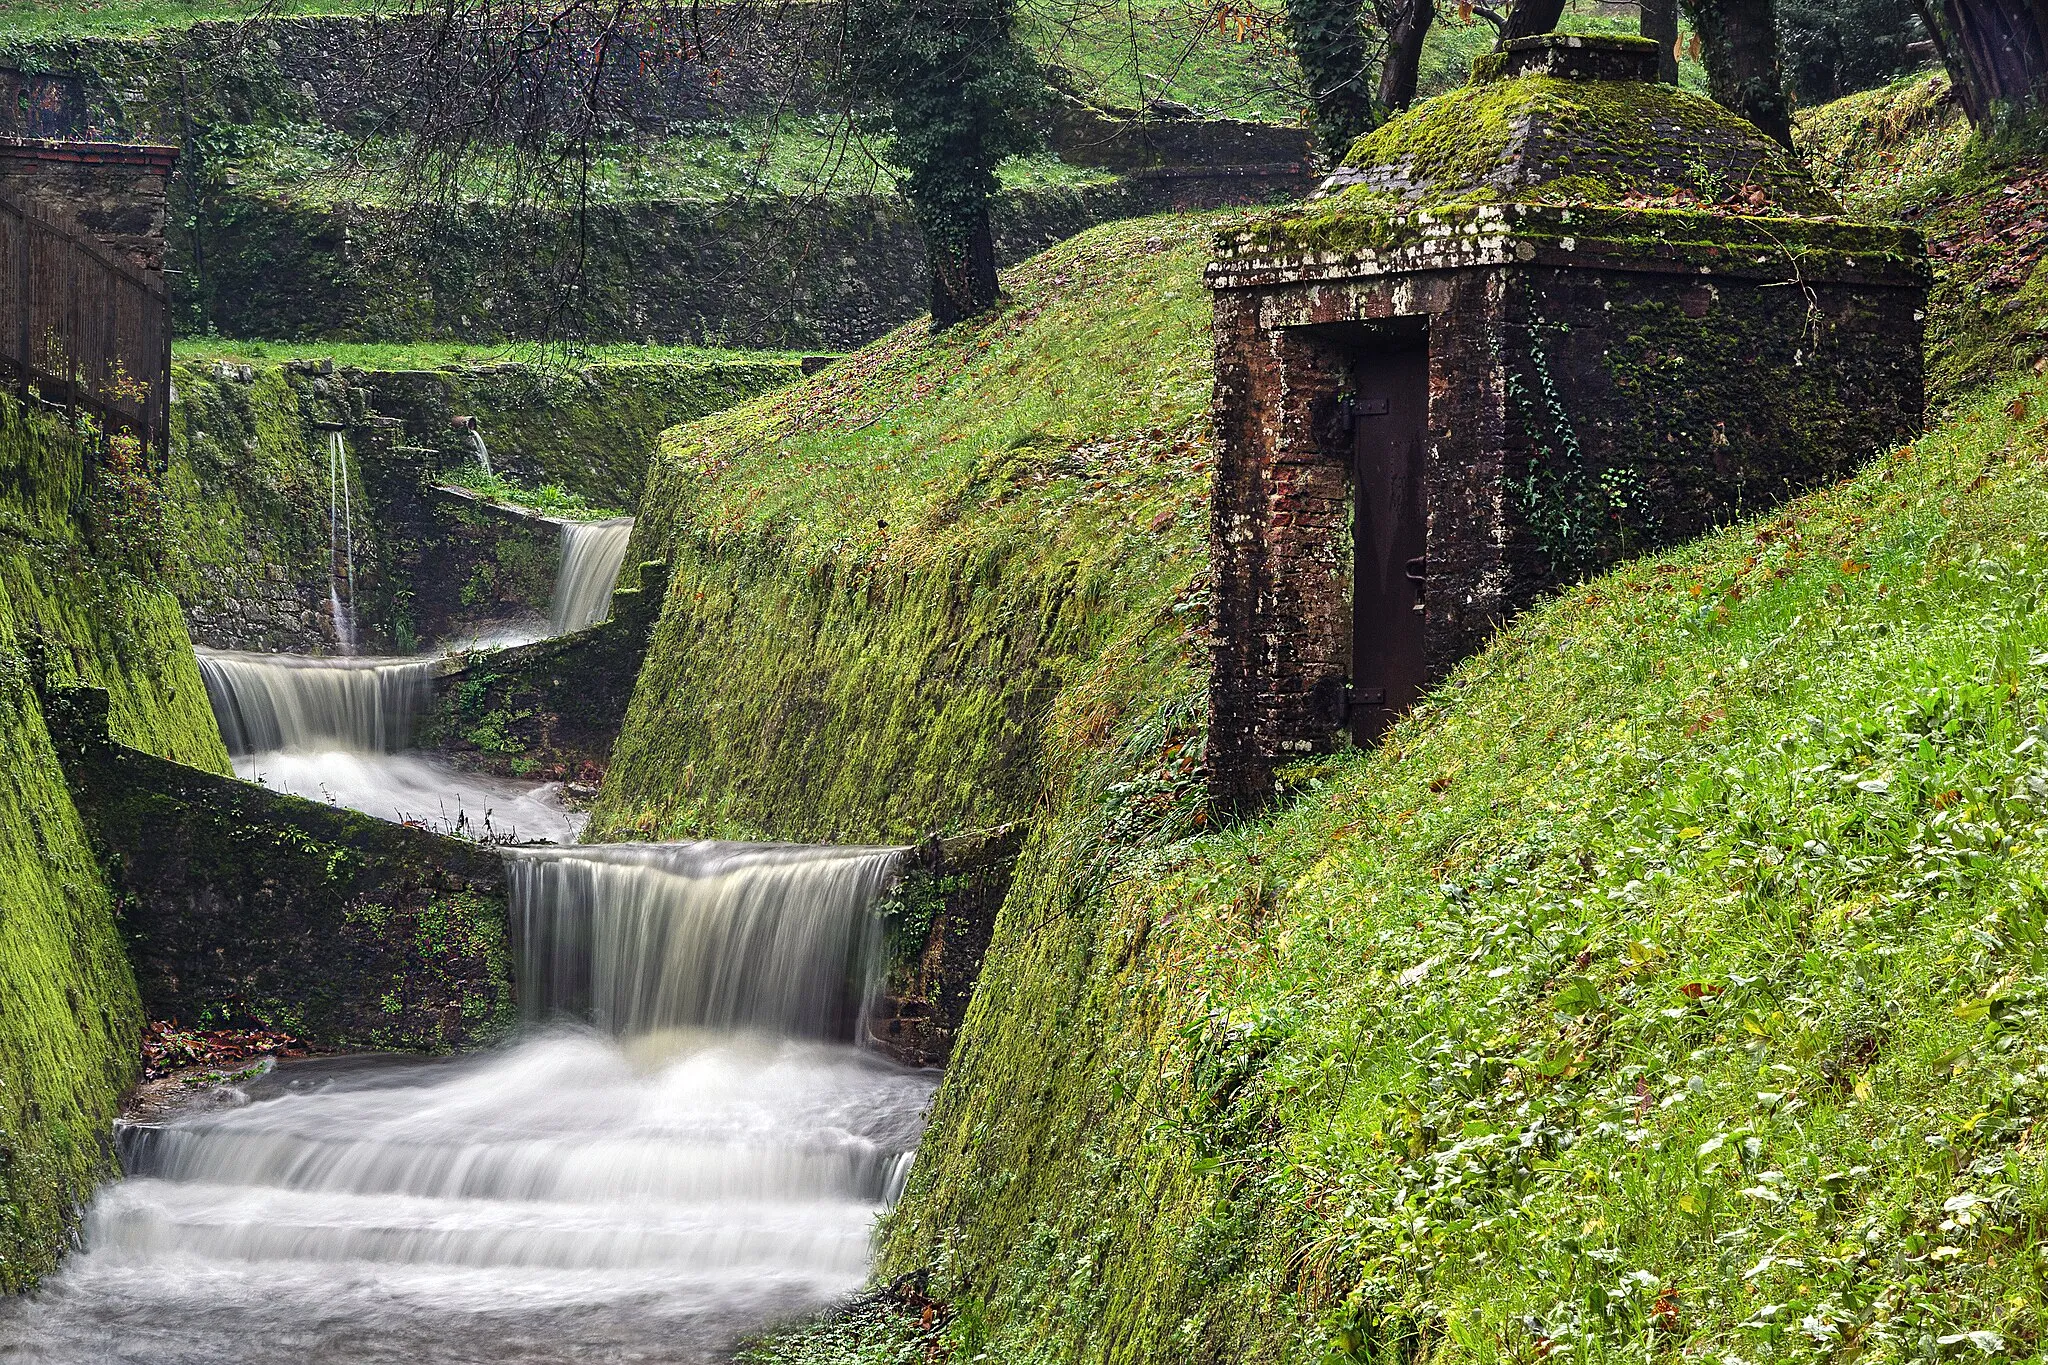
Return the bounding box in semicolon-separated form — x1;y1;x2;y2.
0;190;169;456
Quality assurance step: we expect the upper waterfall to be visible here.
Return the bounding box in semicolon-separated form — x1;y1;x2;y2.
550;518;635;635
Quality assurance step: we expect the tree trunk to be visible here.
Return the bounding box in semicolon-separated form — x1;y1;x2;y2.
1914;0;2048;125
1376;0;1436;111
1680;0;1794;146
1641;0;1682;81
1500;0;1569;41
924;203;1000;330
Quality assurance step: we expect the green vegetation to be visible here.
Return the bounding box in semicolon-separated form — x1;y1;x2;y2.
0;0;369;36
1796;73;2048;402
438;467;621;522
0;394;229;1287
588;211;1225;843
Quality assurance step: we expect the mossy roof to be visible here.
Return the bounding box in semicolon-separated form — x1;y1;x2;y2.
1320;71;1839;216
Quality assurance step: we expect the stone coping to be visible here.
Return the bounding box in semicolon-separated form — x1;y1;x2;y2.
0;135;177;171
1207;201;1927;291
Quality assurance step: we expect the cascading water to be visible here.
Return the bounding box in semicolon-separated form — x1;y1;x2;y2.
196;647;581;843
0;843;935;1364
198;649;436;755
549;517;635;635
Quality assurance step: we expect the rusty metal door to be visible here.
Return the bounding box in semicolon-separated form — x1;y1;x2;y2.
1349;345;1428;745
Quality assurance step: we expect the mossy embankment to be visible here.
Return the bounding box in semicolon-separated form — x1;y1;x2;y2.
565;206;2048;1358
588;213;1229;844
163;349;797;649
0;395;228;1287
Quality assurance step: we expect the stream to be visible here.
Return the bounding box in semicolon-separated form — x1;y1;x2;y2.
0;844;933;1363
0;514;937;1360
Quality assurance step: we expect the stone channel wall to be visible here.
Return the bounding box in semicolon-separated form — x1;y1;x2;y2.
165;355;792;653
46;683;518;1052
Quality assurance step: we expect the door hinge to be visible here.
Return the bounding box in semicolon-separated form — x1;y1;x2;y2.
1345;685;1388;715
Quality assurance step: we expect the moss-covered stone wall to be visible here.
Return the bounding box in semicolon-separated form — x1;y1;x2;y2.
165;354;793;651
0;393;229;1288
45;684;516;1052
419;561;667;781
187;178;1280;350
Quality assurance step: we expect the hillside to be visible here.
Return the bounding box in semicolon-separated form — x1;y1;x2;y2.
573;205;2048;1364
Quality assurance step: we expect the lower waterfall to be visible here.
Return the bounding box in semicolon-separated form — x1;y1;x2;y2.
0;843;933;1364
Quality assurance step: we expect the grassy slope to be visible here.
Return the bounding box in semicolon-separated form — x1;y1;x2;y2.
588;212;1224;844
1797;73;2048;405
709;89;2048;1365
0;396;228;1286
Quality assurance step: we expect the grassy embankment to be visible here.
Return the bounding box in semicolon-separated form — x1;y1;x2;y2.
575;89;2048;1364
0;395;228;1287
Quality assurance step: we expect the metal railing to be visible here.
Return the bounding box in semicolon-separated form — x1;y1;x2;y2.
0;189;169;456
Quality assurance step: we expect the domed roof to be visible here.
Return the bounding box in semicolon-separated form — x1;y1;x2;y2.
1315;34;1839;218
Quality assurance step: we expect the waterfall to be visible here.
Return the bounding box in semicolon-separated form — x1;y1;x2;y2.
549;518;635;635
1;841;934;1360
326;431;357;653
506;842;901;1039
196;649;438;755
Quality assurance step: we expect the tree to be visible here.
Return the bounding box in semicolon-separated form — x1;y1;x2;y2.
1913;0;2048;126
842;0;1045;327
1284;0;1438;160
1285;0;1382;157
1498;0;1567;41
1642;0;1683;82
1778;0;1927;103
1680;0;1796;145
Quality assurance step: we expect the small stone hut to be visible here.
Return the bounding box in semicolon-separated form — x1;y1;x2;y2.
1203;33;1928;808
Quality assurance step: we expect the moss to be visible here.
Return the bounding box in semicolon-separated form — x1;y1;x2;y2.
588;212;1233;844
1334;72;1836;211
0;395;228;1288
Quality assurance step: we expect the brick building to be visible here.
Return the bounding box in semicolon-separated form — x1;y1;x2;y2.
1203;33;1928;808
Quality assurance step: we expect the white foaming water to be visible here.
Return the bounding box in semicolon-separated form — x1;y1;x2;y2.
234;750;586;845
549;518;635;635
0;845;932;1363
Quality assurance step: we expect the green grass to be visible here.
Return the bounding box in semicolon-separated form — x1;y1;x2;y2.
0;0;370;35
206;114;1114;212
438;465;623;521
587;210;1226;844
171;336;809;371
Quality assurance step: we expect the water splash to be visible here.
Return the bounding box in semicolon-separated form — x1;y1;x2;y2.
548;518;635;635
464;423;493;476
507;842;900;1040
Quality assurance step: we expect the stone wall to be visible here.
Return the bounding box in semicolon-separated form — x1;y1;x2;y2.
190;175;1302;349
45;683;517;1052
166;355;791;652
0;136;175;272
419;560;668;781
867;824;1026;1069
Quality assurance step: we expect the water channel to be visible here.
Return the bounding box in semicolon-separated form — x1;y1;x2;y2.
0;515;933;1362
